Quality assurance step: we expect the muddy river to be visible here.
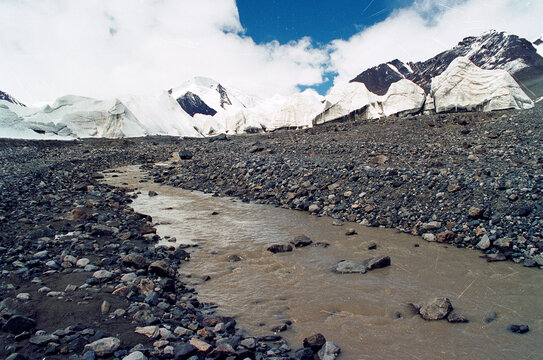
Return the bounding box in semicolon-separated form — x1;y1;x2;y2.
103;165;542;360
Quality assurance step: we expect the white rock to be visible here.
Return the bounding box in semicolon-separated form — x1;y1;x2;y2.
84;337;121;356
122;351;147;360
477;235;491;250
431;57;534;113
76;258;90;267
63;255;77;264
422;233;436;242
121;272;138;283
16;293;30;301
93;270;114;280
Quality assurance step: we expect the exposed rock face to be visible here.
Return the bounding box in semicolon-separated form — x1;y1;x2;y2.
351;30;543;100
0;90;25;106
176;91;217;117
429;57;534;113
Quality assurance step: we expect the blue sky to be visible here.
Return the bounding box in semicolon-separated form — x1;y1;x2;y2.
0;0;541;104
237;0;413;45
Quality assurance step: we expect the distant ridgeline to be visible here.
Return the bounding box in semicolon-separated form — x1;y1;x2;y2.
1;30;541;139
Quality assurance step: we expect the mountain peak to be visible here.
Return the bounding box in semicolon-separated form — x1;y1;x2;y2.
351;30;543;100
0;90;25;107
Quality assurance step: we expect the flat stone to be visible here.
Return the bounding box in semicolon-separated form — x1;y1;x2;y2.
112;286;131;297
174;327;193;337
33;250;49;259
135;326;160;339
84;337;121;356
447;312;469;323
333;260;366;274
122;254;148;269
363;255;391;270
508;324;529;334
93;270;114;280
189;338;212;352
267;244;293;253
122;351;147;360
29;334;59;346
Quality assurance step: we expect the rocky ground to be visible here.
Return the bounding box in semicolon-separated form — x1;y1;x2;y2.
0;105;541;359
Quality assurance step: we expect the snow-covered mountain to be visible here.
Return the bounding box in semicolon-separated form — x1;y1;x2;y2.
0;90;25;107
351;30;543;101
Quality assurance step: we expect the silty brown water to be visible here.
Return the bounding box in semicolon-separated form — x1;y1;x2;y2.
104;165;543;360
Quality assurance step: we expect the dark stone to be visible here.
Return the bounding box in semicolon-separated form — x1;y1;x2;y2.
303;333;326;352
122;253;148;269
176;92;216;117
5;354;27;360
271;324;288;333
173;343;197;360
267;244;293;254
1;315;36;335
508;324;529;334
367;242;377;250
363;255;391;270
144;291;160;306
447;312;469;323
518;206;532;217
290;235;312;248
179;150;194;160
294;347;314;360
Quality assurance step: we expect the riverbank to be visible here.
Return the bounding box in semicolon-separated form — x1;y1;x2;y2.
152;106;543;267
0;105;541;358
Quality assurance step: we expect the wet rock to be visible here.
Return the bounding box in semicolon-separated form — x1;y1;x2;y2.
508;324;529;334
179;150;193;160
148;260;173;277
291;235;312;248
271;324;288;333
294;347;314;360
480;253;507;262
484;311;498;323
148;191;158;197
227;254;243;262
267;244;293;253
84;337;121;357
333;260;366;274
418;297;453;320
1;315;36;335
367;242;378;250
303;333;326;352
447;312;469;323
363;255;391;270
318;341;341;360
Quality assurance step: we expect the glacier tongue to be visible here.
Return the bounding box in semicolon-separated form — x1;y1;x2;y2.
313;79;426;125
430;57;534;113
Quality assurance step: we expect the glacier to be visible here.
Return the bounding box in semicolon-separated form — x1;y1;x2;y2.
429;57;534;113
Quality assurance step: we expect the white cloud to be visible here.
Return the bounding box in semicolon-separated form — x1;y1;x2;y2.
328;0;543;87
1;0;541;104
0;0;327;104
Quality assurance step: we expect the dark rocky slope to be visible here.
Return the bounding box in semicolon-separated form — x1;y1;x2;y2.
351;31;543;100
